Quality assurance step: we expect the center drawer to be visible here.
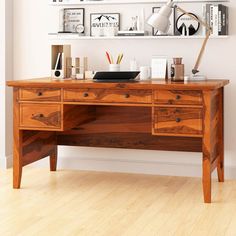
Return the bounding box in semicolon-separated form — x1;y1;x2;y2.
63;89;152;104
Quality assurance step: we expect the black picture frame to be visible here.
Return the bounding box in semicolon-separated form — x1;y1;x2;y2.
90;13;120;37
175;12;200;36
63;8;85;33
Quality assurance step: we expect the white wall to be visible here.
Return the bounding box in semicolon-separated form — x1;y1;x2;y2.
13;0;236;178
0;0;13;169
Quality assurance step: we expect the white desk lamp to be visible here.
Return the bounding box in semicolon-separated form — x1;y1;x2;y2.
147;0;212;79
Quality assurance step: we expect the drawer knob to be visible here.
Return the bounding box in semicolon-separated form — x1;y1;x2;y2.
124;94;130;98
37;92;43;96
176;95;181;100
176;118;181;123
32;113;44;118
83;93;89;97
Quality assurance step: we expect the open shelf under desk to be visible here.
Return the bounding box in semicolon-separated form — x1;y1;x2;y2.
49;0;230;6
48;34;229;40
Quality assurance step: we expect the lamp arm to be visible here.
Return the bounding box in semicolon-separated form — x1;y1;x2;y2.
192;30;211;74
176;6;212;75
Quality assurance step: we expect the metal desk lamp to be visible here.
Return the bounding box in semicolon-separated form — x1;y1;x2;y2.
147;0;212;80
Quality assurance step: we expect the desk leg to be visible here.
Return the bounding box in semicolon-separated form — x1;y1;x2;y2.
13;130;23;189
202;89;223;203
217;88;224;182
202;91;214;203
50;146;58;171
13;88;23;189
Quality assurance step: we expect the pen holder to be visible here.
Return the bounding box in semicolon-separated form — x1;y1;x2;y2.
109;64;120;72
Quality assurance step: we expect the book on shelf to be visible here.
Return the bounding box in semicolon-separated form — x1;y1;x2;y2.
117;30;145;36
204;3;228;36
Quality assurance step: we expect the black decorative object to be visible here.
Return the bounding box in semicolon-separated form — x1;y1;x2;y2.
175;13;200;36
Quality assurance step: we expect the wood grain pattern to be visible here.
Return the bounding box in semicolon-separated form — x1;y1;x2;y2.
217;88;224;182
202;89;223;203
62;105;96;131
57;133;202;152
7;78;229;203
13;88;23;189
153;107;203;136
20;104;61;129
22;131;57;166
154;90;203;105
70;106;151;134
50;146;57;172
7;77;229;90
19;88;61;101
63;89;152;104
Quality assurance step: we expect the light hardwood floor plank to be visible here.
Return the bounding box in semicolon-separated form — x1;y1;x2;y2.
0;167;236;236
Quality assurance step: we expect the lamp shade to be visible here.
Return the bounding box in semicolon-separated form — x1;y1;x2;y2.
147;3;173;33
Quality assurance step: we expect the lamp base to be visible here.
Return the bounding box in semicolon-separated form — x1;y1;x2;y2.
185;74;207;81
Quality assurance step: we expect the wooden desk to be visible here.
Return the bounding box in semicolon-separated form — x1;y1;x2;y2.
7;78;229;203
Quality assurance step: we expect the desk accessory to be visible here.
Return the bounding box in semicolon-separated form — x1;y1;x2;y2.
93;71;140;82
147;0;212;80
106;52;123;71
140;66;151;80
171;57;184;81
109;64;120;72
130;59;138;71
66;57;88;79
151;56;168;80
51;45;71;79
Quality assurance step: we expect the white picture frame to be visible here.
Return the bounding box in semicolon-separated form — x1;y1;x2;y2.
90;13;120;37
63;8;85;33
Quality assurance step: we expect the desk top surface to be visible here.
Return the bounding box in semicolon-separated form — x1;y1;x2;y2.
7;78;229;90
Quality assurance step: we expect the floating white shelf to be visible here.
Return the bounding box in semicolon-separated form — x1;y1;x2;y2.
48;33;229;40
49;0;230;6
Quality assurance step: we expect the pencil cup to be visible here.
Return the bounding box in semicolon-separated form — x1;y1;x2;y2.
109;64;120;72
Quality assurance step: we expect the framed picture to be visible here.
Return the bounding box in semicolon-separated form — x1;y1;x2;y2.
90;13;120;37
152;7;175;36
175;13;200;36
63;8;85;33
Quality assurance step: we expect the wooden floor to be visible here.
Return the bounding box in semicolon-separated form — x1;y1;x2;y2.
1;168;236;236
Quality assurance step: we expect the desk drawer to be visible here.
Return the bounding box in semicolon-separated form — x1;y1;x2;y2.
154;90;202;105
64;89;152;104
19;88;61;101
153;107;202;136
20;104;61;129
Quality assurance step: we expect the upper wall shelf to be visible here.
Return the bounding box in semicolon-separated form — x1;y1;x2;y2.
49;0;230;6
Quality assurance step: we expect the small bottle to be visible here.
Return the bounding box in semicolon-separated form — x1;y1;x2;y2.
130;58;138;71
171;58;185;82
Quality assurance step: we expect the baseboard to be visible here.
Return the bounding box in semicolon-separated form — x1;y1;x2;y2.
32;154;236;179
0;154;13;169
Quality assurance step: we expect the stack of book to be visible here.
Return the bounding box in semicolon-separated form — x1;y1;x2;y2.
204;4;229;36
117;31;145;36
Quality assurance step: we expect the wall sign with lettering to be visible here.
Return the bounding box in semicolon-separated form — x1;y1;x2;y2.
90;13;120;37
61;8;85;33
